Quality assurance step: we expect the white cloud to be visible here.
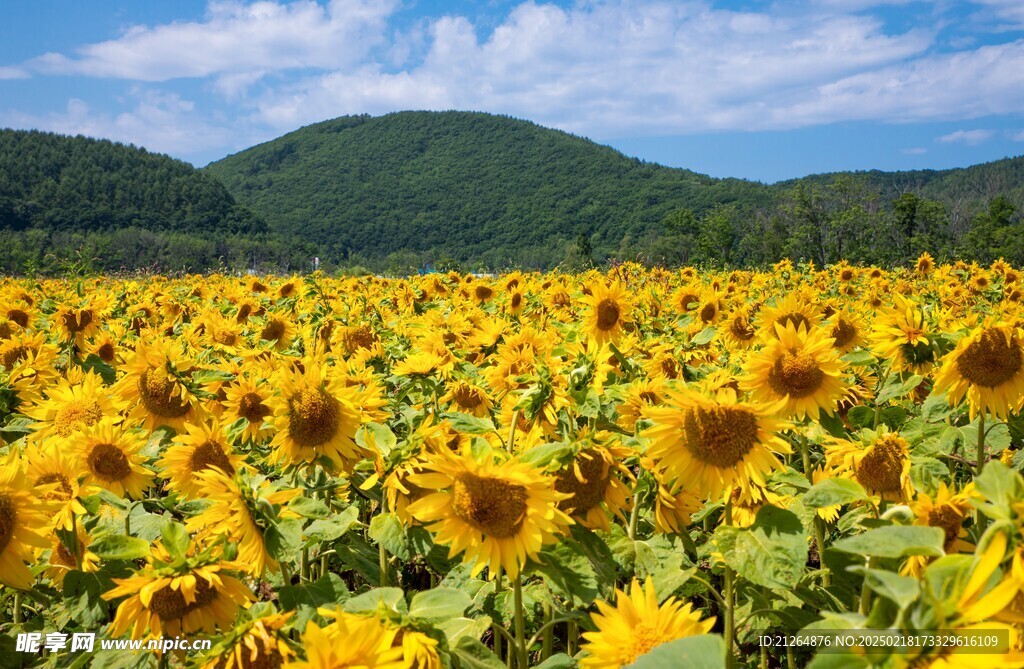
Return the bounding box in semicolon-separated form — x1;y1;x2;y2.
937;129;995;145
0;66;28;80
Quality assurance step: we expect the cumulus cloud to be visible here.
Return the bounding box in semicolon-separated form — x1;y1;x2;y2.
937;129;995;145
0;66;28;80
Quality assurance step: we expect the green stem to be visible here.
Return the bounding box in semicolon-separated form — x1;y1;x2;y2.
70;513;82;571
567;616;579;657
541;600;554;661
508;410;520;453
760;644;768;669
873;372;887;429
301;547;310;582
798;436;830;587
786;645;796;669
859;557;874;616
494;567;504;662
724;497;736;669
977;413;987;477
627;491;640;540
13;591;22;625
513;575;528;669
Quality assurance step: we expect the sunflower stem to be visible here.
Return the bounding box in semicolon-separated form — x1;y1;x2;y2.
508;410;520;452
567;618;578;657
494;567;504;662
786;645;796;669
541;600;554;660
873;372;887;429
301;547;310;582
798;435;830;587
70;512;82;571
724;497;736;669
513;575;528;669
379;496;389;587
13;591;22;625
627;491;640;540
977;413;987;532
760;644;768;669
858;557;874;616
124;500;133;536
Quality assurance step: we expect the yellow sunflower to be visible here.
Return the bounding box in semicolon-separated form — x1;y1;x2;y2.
644;386;791;501
406;449;573;578
116;338;204;431
267;356;366;473
869;297;938;375
103;556;254;640
71;418;155;499
284;612;404;669
24;443;95;531
186;469;301;577
551;441;634;532
23;370;120;441
198;610;295;669
580;577;715;669
756;290;821;336
0;454;56;589
825;426;914;502
157;417;246;499
904;482;974;576
741;322;849;420
439;379;493;418
580;281;633;344
617;377;667;433
43;528;100;585
221;372;275;443
934;321;1024;419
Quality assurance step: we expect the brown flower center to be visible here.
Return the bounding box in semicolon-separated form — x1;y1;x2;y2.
453;384;484;409
7;309;29;327
831;318;858;349
261;319;286;342
730;316;755;341
767;351;825;398
139;368;190;418
0;493;17;555
555;454;610;515
55;400;103;437
238;392;270;423
148;577;219;621
190;441;235;476
287;389;341;447
681;405;759;467
1;345;28;369
955;328;1023;388
36;472;73;501
452;473;528;538
596;299;621;331
88;443;132;482
699;302;717;323
928;505;964;553
776;313;810;332
854;435;906;496
97;342;116;362
475;285;493;301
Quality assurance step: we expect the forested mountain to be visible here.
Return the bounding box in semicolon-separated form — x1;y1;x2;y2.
3;112;1024;274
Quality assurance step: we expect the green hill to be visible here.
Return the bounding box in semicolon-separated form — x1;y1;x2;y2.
205;111;771;269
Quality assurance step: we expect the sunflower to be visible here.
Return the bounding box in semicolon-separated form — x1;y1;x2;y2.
825;427;914;502
439;379;493;418
22;370;119;440
267;357;365;473
43;528;100;585
904;483;974;576
934;321;1024;420
581;281;633;344
186;469;301;577
116;338;204;431
157;418;246;499
259;313;295;349
222;373;275;444
721;305;758;350
617;377;667;433
284;612;404;669
651;477;703;535
0;454;56;589
103;555;254;640
869;297;938;375
398;629;442;669
826;307;867;354
741;322;849;420
405;449;573;577
198;610;295;669
551;441;634;532
24;443;94;531
580;577;715;669
756;290;821;336
71;418;155;499
726;483;790;528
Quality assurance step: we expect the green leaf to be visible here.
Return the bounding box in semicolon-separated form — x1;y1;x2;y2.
289;497;331;519
90;534;152;561
80;353;117;385
803;479;868;508
304;504;360;547
627;634;725;669
536;654;578;669
408;587;472;621
713;506;807;591
356;422;397;456
921;391;953;422
973;461;1024;521
452;637;505;669
442;412;497;435
528;540;599;607
63;569;117;627
875;373;923;404
519;441;574;468
849;567;919;610
841;350;876;366
437;616;493;645
690;327;717;346
265;517;304;562
832;526;945;559
278;572;350;628
369;512;411;560
344;587;408;615
160;521;190;561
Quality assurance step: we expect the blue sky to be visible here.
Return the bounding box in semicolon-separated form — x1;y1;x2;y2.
3;0;1024;183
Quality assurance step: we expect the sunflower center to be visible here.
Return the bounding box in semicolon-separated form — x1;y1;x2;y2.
97;342;116;362
854;436;905;495
261;320;286;342
452;473;528;539
453;385;483;409
678;293;698;311
777;313;810;332
8;309;29;327
344;325;375;352
681;406;759;467
730;317;755;340
596;300;620;331
88;443;132;482
53;540;77;568
475;286;493;301
0;322;12;340
148;577;219;621
831;319;858;349
638;391;659;404
190;441;235;477
699;303;717;323
139;369;190;418
55;399;104;437
511;293;523;309
287;389;341;447
1;345;28;368
239;392;270;423
955;329;1023;388
214;646;284;669
0;493;17;555
213;329;237;346
555;455;610;514
36;472;73;501
928;505;964;552
767;351;825;398
625;623;671;664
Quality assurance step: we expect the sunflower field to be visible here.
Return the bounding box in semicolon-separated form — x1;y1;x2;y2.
5;257;1024;669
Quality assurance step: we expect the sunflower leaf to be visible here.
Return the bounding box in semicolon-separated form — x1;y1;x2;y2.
90;534;152;561
452;637;506;669
627;634;725;669
527;541;599;607
831;526;945;558
442;412;496;435
409;587;472;622
803;479;868;508
713;506;807;591
369;512;411;560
